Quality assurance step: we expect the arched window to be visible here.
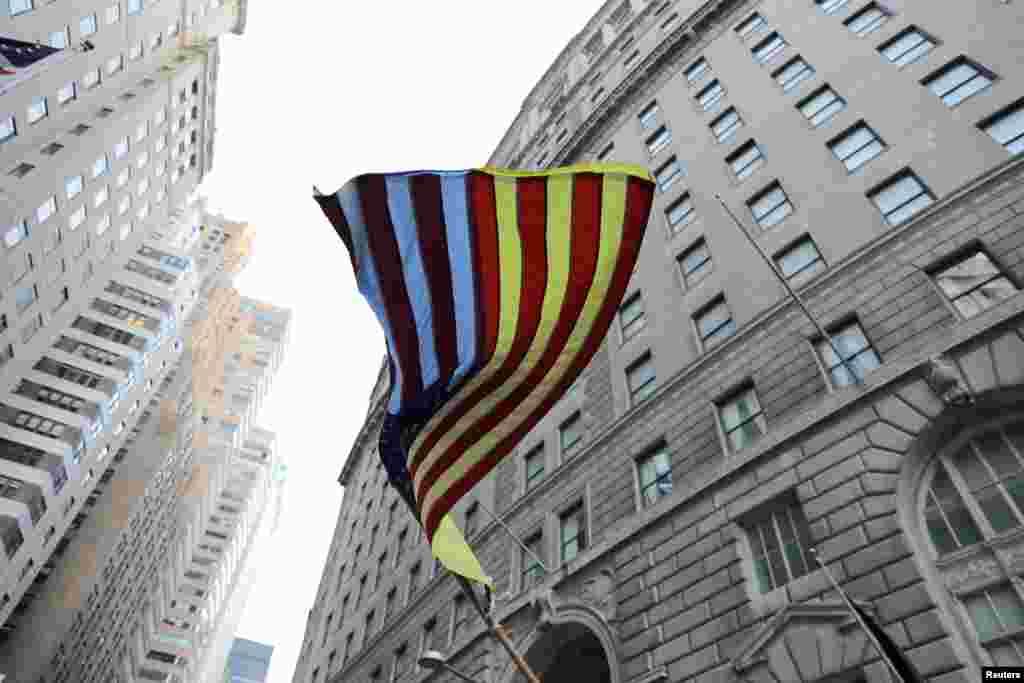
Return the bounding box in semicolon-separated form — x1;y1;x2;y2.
921;418;1024;665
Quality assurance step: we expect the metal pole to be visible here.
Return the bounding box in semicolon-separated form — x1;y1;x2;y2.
454;574;542;683
475;499;548;574
809;548;906;683
714;195;862;386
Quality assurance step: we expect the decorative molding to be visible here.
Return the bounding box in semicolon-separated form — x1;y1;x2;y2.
925;355;975;407
942;557;1001;593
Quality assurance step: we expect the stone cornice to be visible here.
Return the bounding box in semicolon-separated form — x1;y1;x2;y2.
337;360;389;486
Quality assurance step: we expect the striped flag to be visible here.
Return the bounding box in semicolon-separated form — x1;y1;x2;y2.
316;164;655;584
1;36;71;97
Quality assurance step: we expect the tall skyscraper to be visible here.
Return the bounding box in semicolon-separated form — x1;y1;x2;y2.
224;638;274;683
297;1;1024;683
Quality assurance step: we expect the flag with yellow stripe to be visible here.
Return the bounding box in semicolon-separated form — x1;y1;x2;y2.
315;164;655;584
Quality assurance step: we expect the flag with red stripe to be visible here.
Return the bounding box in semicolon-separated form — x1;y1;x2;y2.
316;164;655;584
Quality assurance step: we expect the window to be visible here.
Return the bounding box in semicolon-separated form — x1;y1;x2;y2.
0;115;15;144
654;157;683;192
719;385;767;453
408;561;421;599
105;55;123;76
618;291;645;340
711;108;743;143
365;609;376;639
49;28;69;48
128;41;143;61
116;167;130;187
8;0;31;15
665;193;696;232
829;122;886;171
727;140;765;181
322;613;333;646
678;238;712;287
91;155;109;178
879;27;936;67
68;205;86;231
560;502;586;563
735;13;767;41
774;57;815;93
817;320;881;387
637;443;672;507
394;645;410;680
3;221;28;250
745;497;814;593
646;126;672;156
685;58;709;84
150;32;162;50
775;236;825;287
844;3;890;36
168;21;179;37
981;99;1024;154
748;182;793;230
596;142;614;161
36;196;56;224
82;69;101;91
697;79;725;111
868;170;934;226
113;136;129;160
964;583;1024;662
27;97;47;124
522;533;544;588
15;284;37;314
930;248;1018;319
134;122;148;142
79;14;98;36
452;595;468;641
384;588;396;622
695;296;736;349
127;0;142;14
560;412;582;455
525;445;545;490
638;101;659;130
56;81;77;106
464;502;479;538
816;0;849;14
105;2;119;23
798;85;846;128
923;57;995;108
752;32;787;64
626;353;656;404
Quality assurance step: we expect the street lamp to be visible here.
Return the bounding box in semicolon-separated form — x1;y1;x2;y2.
418;650;485;683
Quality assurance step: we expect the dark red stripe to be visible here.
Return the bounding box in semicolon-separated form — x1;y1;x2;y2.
359;175;424;409
425;175;655;539
413;176;549;494
314;192;358;274
410;175;457;387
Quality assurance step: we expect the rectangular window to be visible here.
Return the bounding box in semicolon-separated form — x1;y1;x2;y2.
646;126;672;156
718;385;767;453
127;0;142;14
464;502;479;538
638;101;659;129
116;167;130;187
57;82;76;105
105;55;123;76
91;156;109;178
3;221;28;250
735;13;767;40
128;41;143;61
79;14;98;36
0;116;14;144
828;121;886;171
745;498;814;593
36;196;56;224
68;205;86;231
93;186;109;208
452;595;468;641
748;181;793;230
105;2;119;23
798;85;846;127
775;236;825;287
522;533;544;589
8;0;32;15
626;353;656;404
525;445;545;490
654;157;683;192
816;0;849;14
727;140;765;181
560;503;586;563
666;193;696;232
923;57;995;108
844;2;890;36
618;291;645;340
697;80;725;111
685;58;709;84
695;296;736;349
27;97;48;124
930;249;1019;319
596;142;614;161
868;170;934;226
113;136;129;160
82;68;101;91
752;32;787;64
774;56;815;93
560;412;582;455
679;238;712;287
974;100;1024;153
637;443;672;507
15;284;37;314
964;583;1024;648
49;28;69;48
817;320;882;387
711;108;743;143
879;27;936;67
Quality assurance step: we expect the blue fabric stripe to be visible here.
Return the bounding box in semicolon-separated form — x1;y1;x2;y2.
338;185;405;415
440;172;478;389
385;175;441;389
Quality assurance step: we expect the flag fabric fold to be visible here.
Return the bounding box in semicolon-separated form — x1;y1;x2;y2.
1;36;71;97
316;163;655;584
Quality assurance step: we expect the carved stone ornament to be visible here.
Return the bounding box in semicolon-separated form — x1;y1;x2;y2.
943;557;1001;593
924;355;975;406
997;543;1024;573
531;587;558;631
577;568;616;621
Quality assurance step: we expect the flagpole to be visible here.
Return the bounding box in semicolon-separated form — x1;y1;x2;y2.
713;195;862;386
808;548;907;683
474;499;548;574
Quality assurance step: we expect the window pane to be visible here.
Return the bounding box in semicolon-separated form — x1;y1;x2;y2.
873;173;926;214
720;390;757;431
966;593;1003;640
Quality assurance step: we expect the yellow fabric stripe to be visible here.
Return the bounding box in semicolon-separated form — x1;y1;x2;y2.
413;174;573;496
431;513;492;587
420;174;628;527
407;176;522;477
480;162;653;184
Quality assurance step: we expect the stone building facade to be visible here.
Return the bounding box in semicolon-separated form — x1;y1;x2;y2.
296;0;1024;682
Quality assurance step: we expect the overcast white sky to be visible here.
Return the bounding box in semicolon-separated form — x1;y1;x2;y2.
198;2;604;680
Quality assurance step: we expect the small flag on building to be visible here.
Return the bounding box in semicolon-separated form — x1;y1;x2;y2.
1;36;72;97
316;164;655;584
